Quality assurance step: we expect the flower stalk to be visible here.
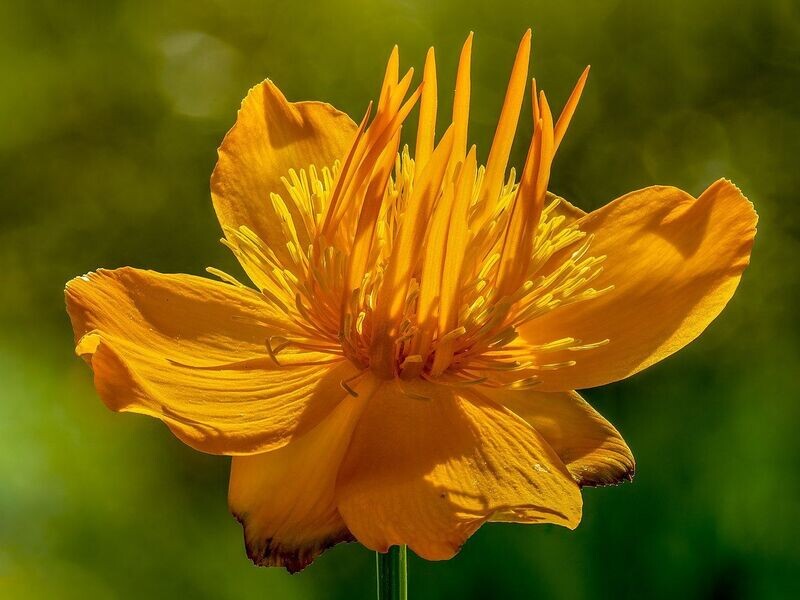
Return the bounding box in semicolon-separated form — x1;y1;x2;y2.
376;546;407;600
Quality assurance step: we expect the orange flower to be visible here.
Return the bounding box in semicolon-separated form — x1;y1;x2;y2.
65;32;757;572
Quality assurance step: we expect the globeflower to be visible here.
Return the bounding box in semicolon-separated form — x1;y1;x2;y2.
65;31;756;573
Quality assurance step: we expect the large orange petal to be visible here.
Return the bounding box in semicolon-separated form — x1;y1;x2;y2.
211;80;357;272
65;268;357;455
485;388;635;487
229;374;379;573
335;379;582;560
520;179;757;391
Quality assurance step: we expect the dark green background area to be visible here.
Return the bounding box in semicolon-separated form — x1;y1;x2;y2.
1;0;797;598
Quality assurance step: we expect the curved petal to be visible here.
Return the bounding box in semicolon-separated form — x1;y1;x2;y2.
65;268;357;455
485;388;635;487
229;374;379;572
211;79;357;271
335;379;582;560
520;179;757;391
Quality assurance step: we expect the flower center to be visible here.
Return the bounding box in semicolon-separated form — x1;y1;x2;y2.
210;37;611;392
214;157;611;390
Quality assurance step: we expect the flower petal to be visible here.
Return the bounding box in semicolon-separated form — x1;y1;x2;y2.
485;389;635;487
335;379;582;560
229;374;379;572
65;268;357;455
521;179;757;391
211;79;357;271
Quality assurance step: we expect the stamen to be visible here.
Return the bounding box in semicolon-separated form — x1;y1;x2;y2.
394;379;431;401
266;336;290;366
205;267;246;288
340;369;368;397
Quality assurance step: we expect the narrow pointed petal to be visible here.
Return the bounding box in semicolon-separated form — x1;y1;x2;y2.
415;48;438;170
320;102;373;237
481;30;531;206
336;379;582;560
554;66;590;151
345;129;402;296
486;389;635;487
66;268;359;454
430;146;477;375
531;78;540;123
519;179;757;391
496;90;554;296
229;375;379;572
378;46;400;111
414;176;455;360
451;33;473;161
211;80;357;275
324;64;419;238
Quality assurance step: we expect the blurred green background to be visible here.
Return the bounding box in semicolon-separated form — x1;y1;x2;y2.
1;0;798;598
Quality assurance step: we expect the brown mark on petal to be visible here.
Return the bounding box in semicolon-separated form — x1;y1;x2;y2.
233;511;355;573
575;462;636;489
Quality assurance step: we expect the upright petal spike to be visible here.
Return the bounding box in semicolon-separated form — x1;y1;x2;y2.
430;145;478;376
531;78;540;123
344;128;402;305
532;90;555;226
327;83;421;235
321;102;373;238
495;120;542;298
415;48;438;170
554;66;590;151
481;30;532;207
452;33;473;162
494;86;556;298
378;46;400;111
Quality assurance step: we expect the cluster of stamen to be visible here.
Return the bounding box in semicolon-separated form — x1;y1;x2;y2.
211;32;612;392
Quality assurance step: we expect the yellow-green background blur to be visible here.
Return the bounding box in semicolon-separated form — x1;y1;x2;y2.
1;0;798;598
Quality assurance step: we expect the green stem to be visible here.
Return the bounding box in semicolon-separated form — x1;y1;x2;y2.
376;546;407;600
